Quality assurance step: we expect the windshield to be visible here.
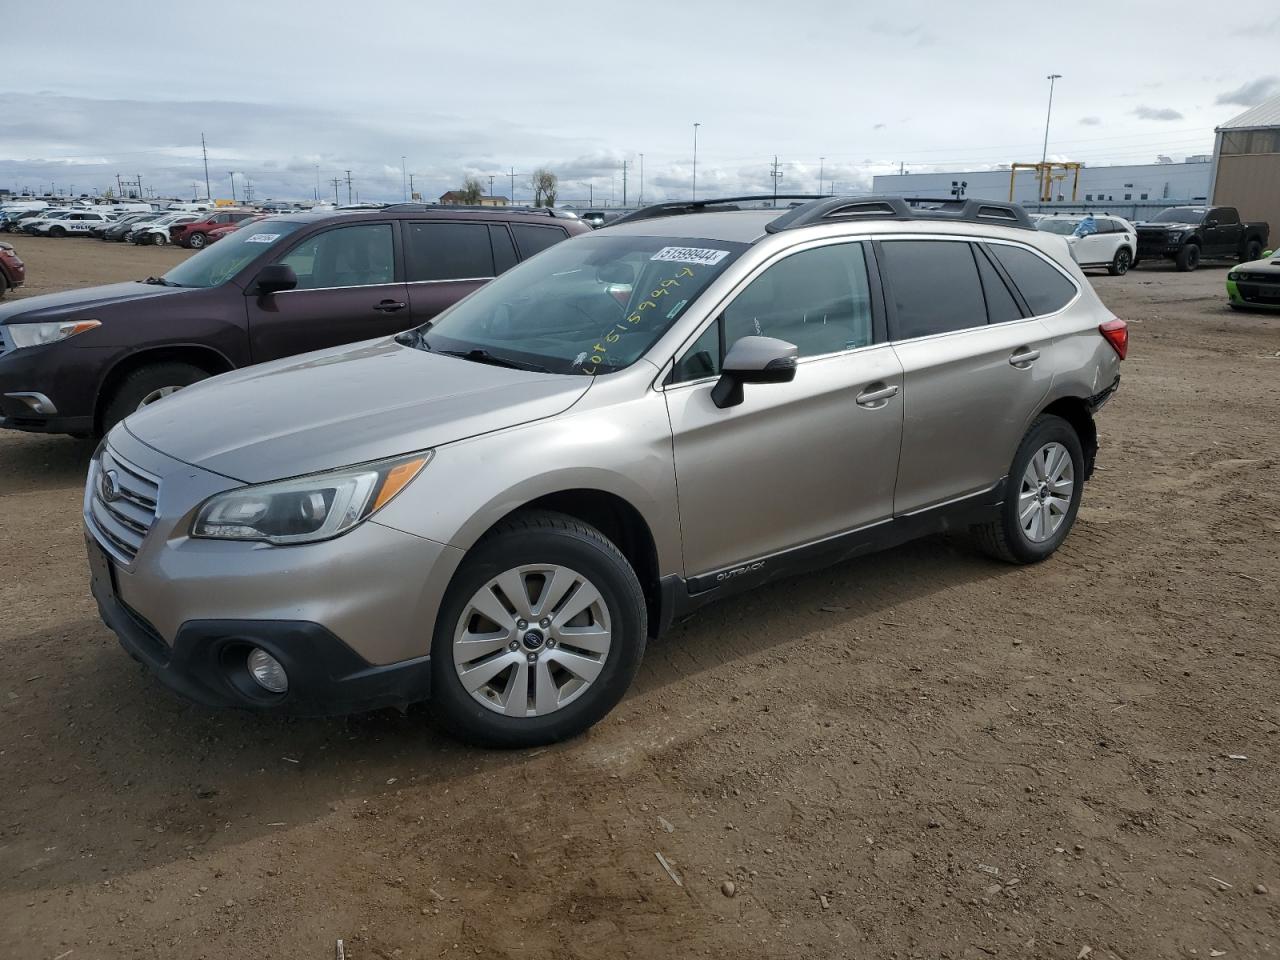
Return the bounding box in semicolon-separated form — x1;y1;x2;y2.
402;234;747;375
1150;207;1204;224
162;219;306;288
1036;219;1080;236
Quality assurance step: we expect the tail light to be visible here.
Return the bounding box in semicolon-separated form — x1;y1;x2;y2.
1099;318;1128;360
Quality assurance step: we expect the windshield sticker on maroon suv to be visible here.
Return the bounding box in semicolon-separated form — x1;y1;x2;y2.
650;246;730;266
244;233;282;244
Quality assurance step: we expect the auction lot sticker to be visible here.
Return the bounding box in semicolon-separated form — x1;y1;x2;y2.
244;233;282;244
650;246;730;266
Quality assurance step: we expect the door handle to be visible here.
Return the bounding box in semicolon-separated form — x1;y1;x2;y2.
855;383;899;407
1009;347;1040;368
373;300;407;312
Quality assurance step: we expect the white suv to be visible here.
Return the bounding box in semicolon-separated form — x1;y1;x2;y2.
30;210;118;237
1036;215;1136;275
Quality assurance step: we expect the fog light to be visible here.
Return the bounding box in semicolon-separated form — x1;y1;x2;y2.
246;648;288;694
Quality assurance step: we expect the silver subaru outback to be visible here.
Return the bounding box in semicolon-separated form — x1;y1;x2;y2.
84;195;1127;746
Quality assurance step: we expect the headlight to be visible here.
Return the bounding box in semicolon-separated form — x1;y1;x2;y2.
1228;272;1239;281
1167;230;1184;240
191;452;431;545
7;319;101;349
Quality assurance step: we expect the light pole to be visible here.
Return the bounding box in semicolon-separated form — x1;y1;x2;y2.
692;122;701;200
228;171;237;204
314;163;320;203
1040;73;1062;201
639;153;644;204
818;156;824;196
401;156;407;201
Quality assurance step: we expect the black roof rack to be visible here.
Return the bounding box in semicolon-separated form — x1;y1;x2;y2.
381;202;576;219
765;195;1035;233
608;195;826;228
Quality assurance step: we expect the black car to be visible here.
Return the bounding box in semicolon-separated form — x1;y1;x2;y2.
100;212;164;241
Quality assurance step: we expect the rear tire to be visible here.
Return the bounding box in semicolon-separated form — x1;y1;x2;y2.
1108;247;1132;276
100;361;209;434
431;509;647;748
1175;244;1200;272
49;226;66;238
973;414;1085;565
1244;240;1263;263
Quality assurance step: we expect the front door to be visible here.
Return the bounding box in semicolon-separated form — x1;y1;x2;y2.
246;221;410;362
665;241;904;578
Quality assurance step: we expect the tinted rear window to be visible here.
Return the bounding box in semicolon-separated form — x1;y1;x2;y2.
490;224;518;274
975;247;1023;324
405;222;495;281
511;223;569;259
988;244;1077;316
880;239;986;339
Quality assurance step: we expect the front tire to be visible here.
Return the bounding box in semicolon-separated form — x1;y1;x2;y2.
100;361;209;434
1108;247;1132;276
973;414;1085;565
1175;244;1200;272
431;510;647;748
187;232;206;249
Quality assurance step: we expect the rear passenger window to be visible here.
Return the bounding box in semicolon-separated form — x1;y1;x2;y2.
975;247;1023;324
489;225;518;274
988;244;1077;316
405;222;494;281
511;224;569;259
880;240;986;339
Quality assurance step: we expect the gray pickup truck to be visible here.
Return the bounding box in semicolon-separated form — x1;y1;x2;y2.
1135;205;1269;272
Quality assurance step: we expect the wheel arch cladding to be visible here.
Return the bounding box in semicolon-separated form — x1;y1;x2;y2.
95;345;235;432
1040;397;1097;479
482;490;664;639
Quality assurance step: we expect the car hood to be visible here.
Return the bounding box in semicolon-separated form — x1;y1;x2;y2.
1234;256;1280;273
1136;221;1198;229
0;281;191;323
123;338;593;484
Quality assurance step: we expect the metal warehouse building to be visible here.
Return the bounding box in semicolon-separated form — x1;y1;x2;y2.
1210;94;1280;233
871;161;1211;213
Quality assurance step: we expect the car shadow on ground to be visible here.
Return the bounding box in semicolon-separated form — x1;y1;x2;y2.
2;526;1010;893
0;432;96;496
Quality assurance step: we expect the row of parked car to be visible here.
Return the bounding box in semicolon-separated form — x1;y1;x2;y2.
0;206;263;248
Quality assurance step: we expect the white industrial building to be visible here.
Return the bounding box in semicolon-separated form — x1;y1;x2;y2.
871;159;1211;213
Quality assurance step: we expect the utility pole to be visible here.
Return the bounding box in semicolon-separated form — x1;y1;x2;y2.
329;177;342;205
116;173;123;198
692;122;701;200
639;153;644;205
899;161;904;176
315;163;320;203
488;174;495;200
1040;73;1063;202
344;169;353;205
818;156;824;196
400;156;407;201
509;167;516;205
769;156;783;203
408;173;416;199
228;171;237;203
621;159;628;207
200;132;212;201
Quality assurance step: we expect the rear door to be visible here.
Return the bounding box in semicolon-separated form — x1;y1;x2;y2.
878;237;1057;514
1072;220;1113;266
1208;207;1241;257
403;220;512;325
245;220;410;362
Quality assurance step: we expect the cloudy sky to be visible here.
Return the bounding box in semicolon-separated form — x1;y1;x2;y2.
3;0;1279;206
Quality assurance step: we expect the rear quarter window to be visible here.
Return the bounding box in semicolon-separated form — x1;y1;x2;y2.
511;223;570;259
988;244;1077;316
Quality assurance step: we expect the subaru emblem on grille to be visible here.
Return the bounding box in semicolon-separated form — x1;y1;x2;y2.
100;469;121;503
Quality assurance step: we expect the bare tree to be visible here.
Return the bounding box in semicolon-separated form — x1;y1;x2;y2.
530;168;558;207
459;176;484;204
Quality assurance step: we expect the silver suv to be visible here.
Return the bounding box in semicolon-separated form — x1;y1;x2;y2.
84;195;1127;746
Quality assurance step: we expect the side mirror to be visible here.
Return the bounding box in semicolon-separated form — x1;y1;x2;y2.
710;335;798;409
252;263;297;295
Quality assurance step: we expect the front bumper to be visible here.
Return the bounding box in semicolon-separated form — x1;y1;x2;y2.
84;425;465;715
0;338;98;435
1227;277;1280;310
1136;237;1182;258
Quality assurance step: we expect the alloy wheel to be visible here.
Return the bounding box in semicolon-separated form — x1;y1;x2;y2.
453;564;612;718
137;385;183;409
1018;442;1074;543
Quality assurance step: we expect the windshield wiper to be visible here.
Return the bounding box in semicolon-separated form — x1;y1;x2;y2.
141;276;181;287
437;348;551;373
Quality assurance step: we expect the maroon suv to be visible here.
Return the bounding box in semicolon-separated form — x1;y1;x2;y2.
0;205;588;436
0;240;24;296
171;209;259;248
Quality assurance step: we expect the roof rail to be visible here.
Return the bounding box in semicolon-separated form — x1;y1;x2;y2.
608;195;826;228
765;195;1035;233
381;202;574;219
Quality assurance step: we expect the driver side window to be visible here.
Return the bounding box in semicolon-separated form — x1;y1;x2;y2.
671;242;873;384
278;224;395;291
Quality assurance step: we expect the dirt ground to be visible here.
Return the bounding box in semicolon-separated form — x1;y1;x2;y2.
1;235;1278;960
